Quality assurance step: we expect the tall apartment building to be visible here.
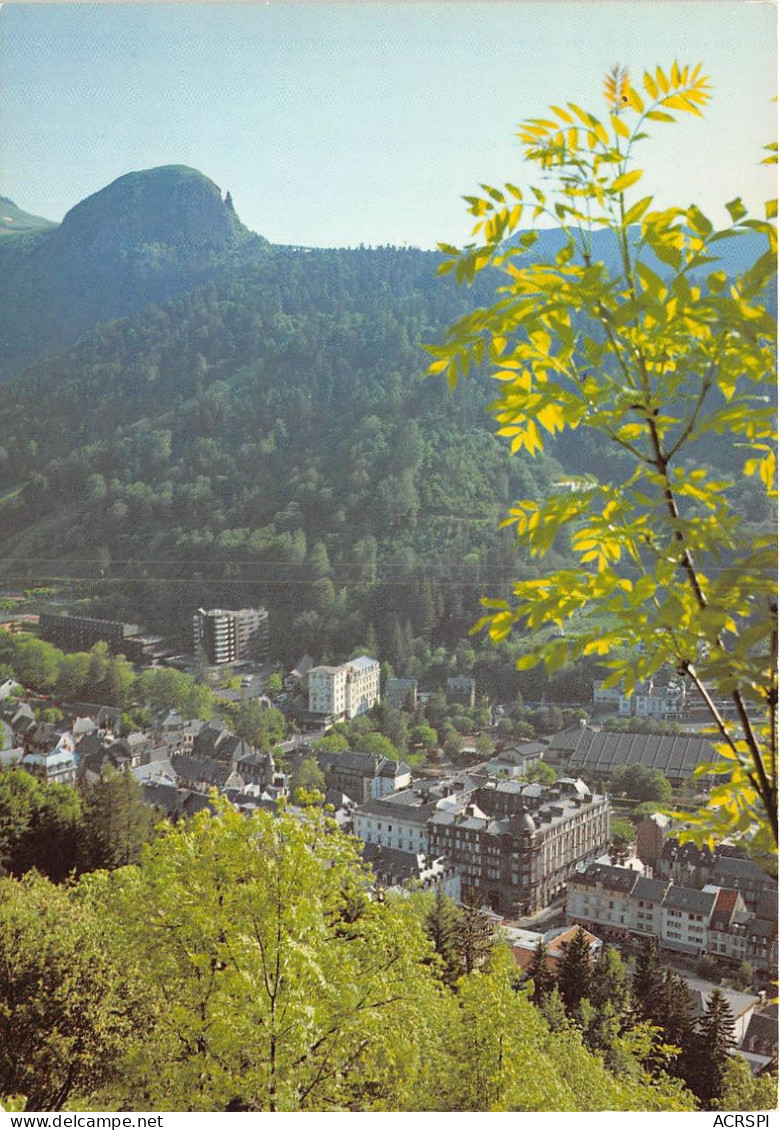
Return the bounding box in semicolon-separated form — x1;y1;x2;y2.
308;655;380;721
428;777;610;917
193;607;269;665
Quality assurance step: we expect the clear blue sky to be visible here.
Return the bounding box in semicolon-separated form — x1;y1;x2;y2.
1;1;776;248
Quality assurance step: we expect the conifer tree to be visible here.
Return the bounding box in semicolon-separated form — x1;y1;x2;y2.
525;938;555;1004
557;927;593;1014
687;989;737;1108
631;938;665;1021
455;887;495;975
424;887;462;987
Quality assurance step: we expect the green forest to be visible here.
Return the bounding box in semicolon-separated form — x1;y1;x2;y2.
1;799;772;1113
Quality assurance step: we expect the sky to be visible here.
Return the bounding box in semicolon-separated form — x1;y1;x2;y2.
0;1;776;248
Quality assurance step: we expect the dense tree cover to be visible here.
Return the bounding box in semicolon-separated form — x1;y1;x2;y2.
0;629;216;718
0;767;157;882
0;240;562;676
0;769;82;882
430;63;777;854
521;933;770;1110
0;802;698;1113
609;764;673;803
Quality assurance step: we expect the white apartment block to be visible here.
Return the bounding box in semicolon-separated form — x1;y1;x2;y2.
308;655;380;721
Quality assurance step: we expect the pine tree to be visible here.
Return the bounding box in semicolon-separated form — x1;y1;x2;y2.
525;939;555;1004
455;888;494;975
589;945;631;1022
557;927;593;1015
424;887;462;987
687;989;737;1109
631;938;665;1022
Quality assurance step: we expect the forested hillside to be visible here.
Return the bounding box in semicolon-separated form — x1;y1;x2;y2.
0;167;771;673
0;231;560;666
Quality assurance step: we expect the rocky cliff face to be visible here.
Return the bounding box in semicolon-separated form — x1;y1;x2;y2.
50;166;246;259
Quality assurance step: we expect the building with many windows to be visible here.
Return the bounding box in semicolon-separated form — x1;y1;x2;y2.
308;655;380;721
192;607;269;665
428;778;610;917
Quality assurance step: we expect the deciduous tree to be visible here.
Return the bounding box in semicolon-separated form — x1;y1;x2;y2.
430;63;777;854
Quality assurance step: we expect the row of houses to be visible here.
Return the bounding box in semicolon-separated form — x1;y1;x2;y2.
567;861;778;975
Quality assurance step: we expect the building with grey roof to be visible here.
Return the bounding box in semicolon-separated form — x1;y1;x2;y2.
547;728;717;785
429;780;609;916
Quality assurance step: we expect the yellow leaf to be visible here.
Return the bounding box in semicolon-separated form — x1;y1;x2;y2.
613;169;643;192
626;86;644;113
611;113;631;139
643;71;659;99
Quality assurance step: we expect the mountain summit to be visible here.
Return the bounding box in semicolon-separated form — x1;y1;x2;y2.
51;165;247;259
0;166;259;381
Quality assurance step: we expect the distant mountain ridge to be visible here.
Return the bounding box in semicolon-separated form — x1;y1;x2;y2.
0;196;56;237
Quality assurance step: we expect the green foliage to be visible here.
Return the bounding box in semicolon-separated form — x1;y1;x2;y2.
79;769;157;871
610;763;672;803
264;671;283;696
289;756;326;801
423;887;462;987
716;1057;778;1112
525;938;555;1004
92;801;447;1111
557;926;593;1014
525;759;557;785
0;872;143;1111
430;63;777;854
0;769;82;882
686;988;736;1108
228;698;286;750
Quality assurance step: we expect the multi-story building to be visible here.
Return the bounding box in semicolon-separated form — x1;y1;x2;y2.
313;750;411;805
308;655;380;721
192;607;269;665
591;678;686;719
567;862;777;968
428;778;609;916
385;678;418;710
446;676;476;708
39;612;136;656
352;775;475;854
22;732;77;786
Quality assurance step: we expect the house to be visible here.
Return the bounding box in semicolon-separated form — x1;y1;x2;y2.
509;924;603;972
353;788;441;855
171;754;244;793
682;976;760;1044
385;678;418;710
360;843;461;900
286;654;314;689
740;1005;778;1072
480;742;547;779
131;759;178;788
446;676;476;708
315;750;411;804
592;678;686;719
22;733;77;786
635;811;673;869
660;886;717;956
